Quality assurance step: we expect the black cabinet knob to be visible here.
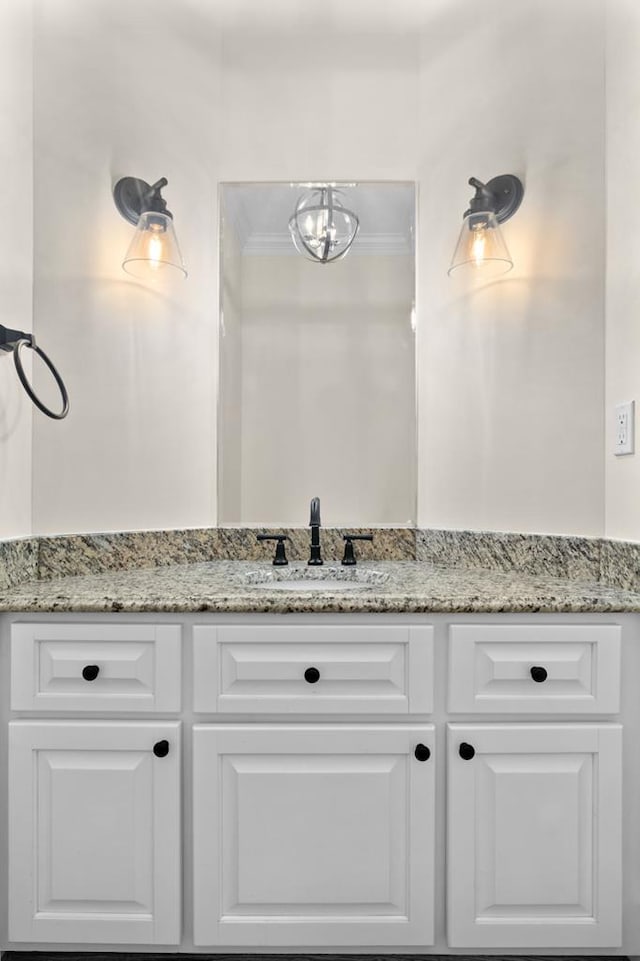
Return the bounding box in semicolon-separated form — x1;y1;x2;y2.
153;740;170;758
530;665;548;683
459;742;475;760
82;664;100;682
304;667;320;684
414;743;431;762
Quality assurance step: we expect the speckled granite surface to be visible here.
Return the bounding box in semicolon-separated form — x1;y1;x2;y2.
600;538;640;592
417;529;603;581
2;560;640;614
3;526;640;612
37;527;415;579
30;525;619;583
0;537;38;590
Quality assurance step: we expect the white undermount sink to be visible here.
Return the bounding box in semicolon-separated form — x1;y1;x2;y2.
241;566;389;592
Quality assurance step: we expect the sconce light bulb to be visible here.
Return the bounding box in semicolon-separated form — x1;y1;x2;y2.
471;226;486;266
148;233;164;269
121;211;187;280
448;210;513;278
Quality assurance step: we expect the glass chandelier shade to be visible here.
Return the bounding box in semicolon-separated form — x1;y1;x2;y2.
448;210;514;278
288;186;359;263
122;211;187;280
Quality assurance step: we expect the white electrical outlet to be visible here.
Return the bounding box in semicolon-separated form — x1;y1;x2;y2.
614;401;635;456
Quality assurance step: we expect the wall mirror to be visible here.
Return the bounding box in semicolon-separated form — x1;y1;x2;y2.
218;182;416;527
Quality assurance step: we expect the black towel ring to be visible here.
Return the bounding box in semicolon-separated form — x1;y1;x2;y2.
13;338;69;420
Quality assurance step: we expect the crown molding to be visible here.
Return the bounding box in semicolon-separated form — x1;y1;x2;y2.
242;231;412;257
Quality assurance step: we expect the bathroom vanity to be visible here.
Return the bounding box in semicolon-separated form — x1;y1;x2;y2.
0;568;638;956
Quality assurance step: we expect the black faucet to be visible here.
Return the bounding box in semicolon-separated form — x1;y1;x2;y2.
308;496;323;565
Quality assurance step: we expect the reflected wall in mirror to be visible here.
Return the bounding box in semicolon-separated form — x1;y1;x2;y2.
218;182;416;527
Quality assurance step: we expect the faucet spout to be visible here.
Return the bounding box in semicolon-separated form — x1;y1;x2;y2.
308;496;323;566
309;496;321;527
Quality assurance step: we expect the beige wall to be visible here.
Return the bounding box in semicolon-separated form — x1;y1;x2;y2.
28;0;607;536
605;0;640;540
0;0;33;538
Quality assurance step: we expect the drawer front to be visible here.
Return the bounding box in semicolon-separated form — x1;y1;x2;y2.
11;623;182;712
448;624;620;713
193;625;433;713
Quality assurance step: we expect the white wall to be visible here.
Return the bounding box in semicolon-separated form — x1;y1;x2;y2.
417;0;606;536
605;0;640;541
0;0;33;538
31;0;220;533
30;0;607;536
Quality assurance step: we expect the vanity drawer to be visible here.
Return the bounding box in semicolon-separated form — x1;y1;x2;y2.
193;625;433;714
448;624;620;713
11;623;182;712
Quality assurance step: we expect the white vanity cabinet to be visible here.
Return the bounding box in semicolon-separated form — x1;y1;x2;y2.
447;722;622;948
8;720;181;945
6;620;183;946
192;723;435;946
445;622;623;949
1;612;633;955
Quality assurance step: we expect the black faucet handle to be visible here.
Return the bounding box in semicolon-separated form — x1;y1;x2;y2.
256;534;289;566
341;533;374;566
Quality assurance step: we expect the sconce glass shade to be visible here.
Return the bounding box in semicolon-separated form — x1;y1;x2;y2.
122;211;187;280
288;187;359;263
448;210;513;278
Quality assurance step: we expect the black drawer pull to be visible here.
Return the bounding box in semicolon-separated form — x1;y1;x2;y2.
530;665;548;683
459;742;475;760
414;743;431;762
82;664;100;682
304;667;320;684
153;740;170;758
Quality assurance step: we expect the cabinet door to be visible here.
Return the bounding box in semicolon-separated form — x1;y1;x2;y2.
447;723;622;948
9;721;181;944
193;724;435;946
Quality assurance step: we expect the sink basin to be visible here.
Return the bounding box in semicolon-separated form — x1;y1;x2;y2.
241;567;389;592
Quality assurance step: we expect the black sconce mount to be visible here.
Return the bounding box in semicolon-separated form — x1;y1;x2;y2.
465;174;524;224
113;176;173;225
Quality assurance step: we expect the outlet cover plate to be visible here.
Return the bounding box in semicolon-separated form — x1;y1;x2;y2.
615;401;635;456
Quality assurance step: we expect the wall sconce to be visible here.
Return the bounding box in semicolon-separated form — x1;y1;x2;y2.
288;186;359;264
448;174;524;277
113;176;187;280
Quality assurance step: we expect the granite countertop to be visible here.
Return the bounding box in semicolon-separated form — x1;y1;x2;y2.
2;559;640;614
